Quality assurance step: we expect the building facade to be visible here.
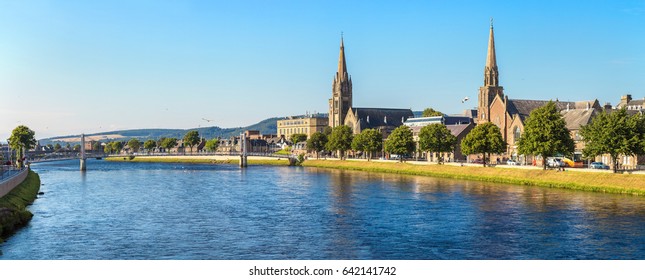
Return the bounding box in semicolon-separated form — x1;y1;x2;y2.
404;116;474;162
277;115;329;140
344;107;414;138
616;94;645;111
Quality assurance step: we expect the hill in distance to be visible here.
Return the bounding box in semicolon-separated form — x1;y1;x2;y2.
40;116;281;145
40;111;423;145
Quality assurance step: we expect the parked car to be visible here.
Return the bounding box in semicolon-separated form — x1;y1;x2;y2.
547;158;566;167
589;162;610;170
507;159;519;165
472;158;484;164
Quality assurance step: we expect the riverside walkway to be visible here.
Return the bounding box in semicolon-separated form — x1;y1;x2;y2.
0;167;29;198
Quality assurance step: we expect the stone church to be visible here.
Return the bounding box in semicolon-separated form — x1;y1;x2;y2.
476;22;602;162
328;36;414;137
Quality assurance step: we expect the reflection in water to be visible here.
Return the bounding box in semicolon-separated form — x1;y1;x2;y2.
1;160;644;260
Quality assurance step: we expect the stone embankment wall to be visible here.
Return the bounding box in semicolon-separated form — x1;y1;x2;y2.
0;168;29;198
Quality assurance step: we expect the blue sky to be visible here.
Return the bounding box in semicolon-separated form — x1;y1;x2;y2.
1;0;644;140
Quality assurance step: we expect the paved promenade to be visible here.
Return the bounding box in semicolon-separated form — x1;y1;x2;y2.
0;167;29;198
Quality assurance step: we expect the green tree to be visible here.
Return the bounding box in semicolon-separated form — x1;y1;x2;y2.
161;138;178;153
92;141;101;152
306;132;328;159
157;137;166;148
461;122;506;166
422;107;444;117
580;109;645;173
205;138;220;152
323;126;333;136
326;125;353;160
128;138;141;154
290;133;308;145
104;143;112;154
418;123;457;164
9;125;37;167
54;143;62;150
351;132;365;156
183;130;200;153
111;141;123;154
144;139;157;154
351;128;382;161
73;144;81;151
384;125;415;162
517;101;575;170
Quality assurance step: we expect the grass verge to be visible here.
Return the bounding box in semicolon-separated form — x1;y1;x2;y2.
302;160;645;196
0;170;41;242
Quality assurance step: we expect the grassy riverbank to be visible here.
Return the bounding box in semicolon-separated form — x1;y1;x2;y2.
0;170;41;242
302;160;645;196
105;155;292;166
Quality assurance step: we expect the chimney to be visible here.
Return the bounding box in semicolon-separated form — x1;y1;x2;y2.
604;102;612;111
621;94;632;104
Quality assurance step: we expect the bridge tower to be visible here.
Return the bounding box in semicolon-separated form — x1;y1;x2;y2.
239;133;248;168
80;134;87;171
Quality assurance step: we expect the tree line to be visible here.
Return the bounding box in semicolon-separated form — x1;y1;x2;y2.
101;130;221;154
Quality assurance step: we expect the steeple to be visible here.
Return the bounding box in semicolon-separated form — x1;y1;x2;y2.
477;19;504;124
337;34;348;83
329;34;353;128
484;18;499;87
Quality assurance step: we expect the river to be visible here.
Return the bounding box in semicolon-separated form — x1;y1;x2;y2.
1;159;644;259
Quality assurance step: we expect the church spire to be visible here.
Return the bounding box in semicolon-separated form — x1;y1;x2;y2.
337;34;348;82
484;18;499;86
477;19;504;124
329;33;353;128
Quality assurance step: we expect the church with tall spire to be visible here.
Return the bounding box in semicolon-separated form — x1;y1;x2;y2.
328;35;413;137
476;20;602;162
477;19;505;124
329;35;353;127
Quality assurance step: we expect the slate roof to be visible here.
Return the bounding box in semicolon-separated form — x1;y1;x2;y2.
507;99;597;122
463;109;478;120
352;108;414;130
560;109;597;130
624;98;645;110
408;123;473;138
446;123;474;138
617;96;645;109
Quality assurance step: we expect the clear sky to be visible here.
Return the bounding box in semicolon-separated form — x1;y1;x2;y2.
1;0;644;141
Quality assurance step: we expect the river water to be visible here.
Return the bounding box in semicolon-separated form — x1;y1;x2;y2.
1;159;644;259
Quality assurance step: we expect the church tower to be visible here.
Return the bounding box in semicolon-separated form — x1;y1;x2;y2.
478;20;504;123
329;35;353;128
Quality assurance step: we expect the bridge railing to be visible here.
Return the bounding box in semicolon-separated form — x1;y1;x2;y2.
107;151;295;158
0;166;27;183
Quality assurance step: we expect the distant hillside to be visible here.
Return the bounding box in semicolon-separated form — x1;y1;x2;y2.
40;112;423;145
40;116;281;145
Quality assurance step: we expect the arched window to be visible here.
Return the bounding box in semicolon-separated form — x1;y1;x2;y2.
513;126;521;143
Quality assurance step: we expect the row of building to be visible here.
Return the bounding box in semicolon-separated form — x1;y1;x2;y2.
275;23;644;168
